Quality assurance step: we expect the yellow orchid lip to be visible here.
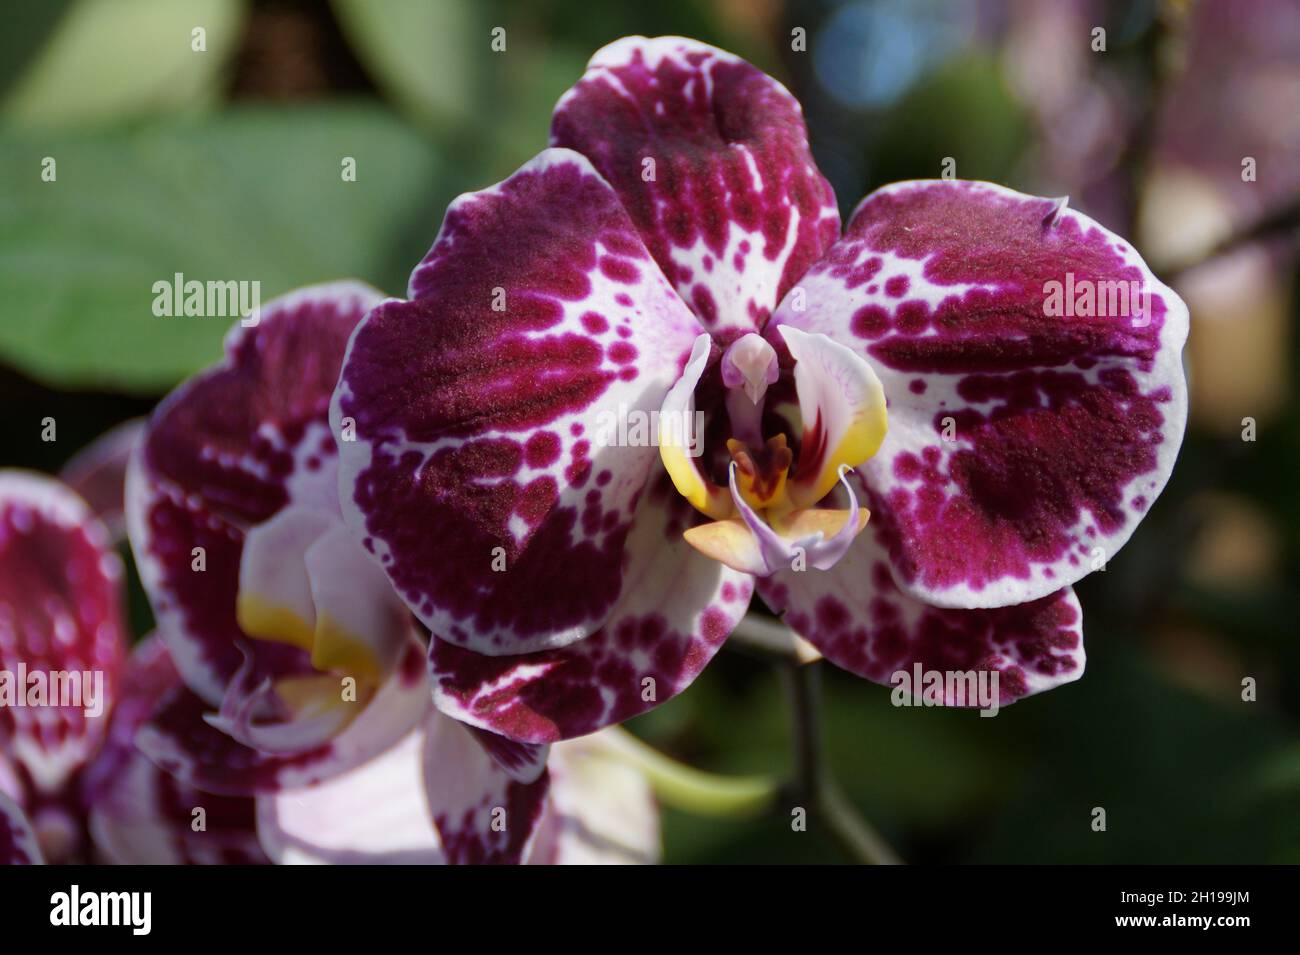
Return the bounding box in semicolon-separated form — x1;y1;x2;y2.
658;326;888;576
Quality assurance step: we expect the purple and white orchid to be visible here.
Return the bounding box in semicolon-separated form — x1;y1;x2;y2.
331;35;1188;743
124;282;658;864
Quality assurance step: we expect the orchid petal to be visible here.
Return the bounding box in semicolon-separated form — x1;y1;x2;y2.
236;505;336;653
256;728;445;865
552;35;840;336
303;524;411;682
333;148;702;657
136;640;429;796
759;506;1085;704
771;180;1188;608
58;419;144;542
776;325;888;508
84;636;266;864
428;472;753;742
657;333;731;517
0;471;126;802
528;731;660;865
422;713;549;865
466;727;550;785
128;281;386;703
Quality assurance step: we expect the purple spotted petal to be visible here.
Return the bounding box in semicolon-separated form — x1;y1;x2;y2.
759;509;1085;704
422;713;549;865
333;149;703;657
771;180;1188;608
85;639;266;865
466;727;549;785
0;791;42;864
552;36;840;337
127;282;386;704
0;472;126;804
135;640;429;796
256;728;445;865
428;473;753;743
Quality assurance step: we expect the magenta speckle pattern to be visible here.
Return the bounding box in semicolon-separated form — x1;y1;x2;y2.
770;180;1188;608
759;514;1085;702
334;150;703;657
552;36;840;338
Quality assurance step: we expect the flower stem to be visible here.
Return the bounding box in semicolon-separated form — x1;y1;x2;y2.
781;659;902;865
600;727;778;818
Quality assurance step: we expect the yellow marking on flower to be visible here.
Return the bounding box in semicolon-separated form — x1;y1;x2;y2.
236;593;315;652
796;403;888;507
311;612;382;683
682;518;765;575
660;431;733;519
770;505;870;541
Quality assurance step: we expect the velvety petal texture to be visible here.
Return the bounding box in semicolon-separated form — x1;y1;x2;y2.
552;36;840;337
771;180;1189;609
128;282;386;705
333;148;704;657
0;472;125;802
428;476;753;742
760;505;1085;703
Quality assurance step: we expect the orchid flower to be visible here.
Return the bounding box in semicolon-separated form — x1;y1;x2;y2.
0;471;264;864
124;283;658;864
331;35;1188;742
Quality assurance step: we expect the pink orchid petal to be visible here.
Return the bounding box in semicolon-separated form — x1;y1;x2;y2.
127;281;385;704
759;505;1085;704
428;472;753;742
256;728;445;865
333;148;702;657
771;180;1188;609
0;791;43;865
0;471;126;801
58;419;145;542
135;640;429;796
78;636;265;864
552;35;840;336
422;713;549;865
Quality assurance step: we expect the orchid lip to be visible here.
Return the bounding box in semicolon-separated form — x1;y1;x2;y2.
660;326;887;575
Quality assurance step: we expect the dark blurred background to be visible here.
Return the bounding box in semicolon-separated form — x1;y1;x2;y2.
2;0;1297;862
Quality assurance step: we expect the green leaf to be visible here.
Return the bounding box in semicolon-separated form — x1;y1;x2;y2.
3;0;246;128
0;104;445;392
330;0;479;131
